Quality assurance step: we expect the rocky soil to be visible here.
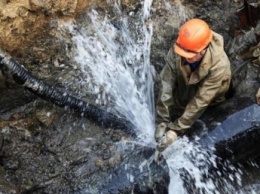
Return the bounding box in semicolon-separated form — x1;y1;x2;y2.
0;0;259;193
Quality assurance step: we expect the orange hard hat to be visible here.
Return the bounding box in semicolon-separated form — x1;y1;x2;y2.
174;18;213;58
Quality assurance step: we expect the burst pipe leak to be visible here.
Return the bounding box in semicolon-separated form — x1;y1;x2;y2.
0;49;135;133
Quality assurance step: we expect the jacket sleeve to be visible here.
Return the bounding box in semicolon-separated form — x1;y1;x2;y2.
156;49;177;123
170;60;228;133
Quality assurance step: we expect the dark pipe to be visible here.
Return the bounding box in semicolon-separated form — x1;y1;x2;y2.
0;50;135;132
199;104;260;163
97;103;260;194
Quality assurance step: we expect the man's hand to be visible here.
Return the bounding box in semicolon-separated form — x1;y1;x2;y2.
154;122;178;152
154;122;167;142
156;130;177;152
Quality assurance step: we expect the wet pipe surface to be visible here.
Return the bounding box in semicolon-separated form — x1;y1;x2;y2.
201;104;260;162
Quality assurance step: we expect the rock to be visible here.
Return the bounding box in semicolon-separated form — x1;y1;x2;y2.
108;152;121;167
0;0;97;56
95;159;104;168
35;108;56;127
0;180;18;194
0;70;5;89
0;166;18;194
0;134;3;150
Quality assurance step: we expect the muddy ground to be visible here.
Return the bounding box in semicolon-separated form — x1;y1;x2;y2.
0;0;260;193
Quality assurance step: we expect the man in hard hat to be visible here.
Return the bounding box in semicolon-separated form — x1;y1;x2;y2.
155;18;231;152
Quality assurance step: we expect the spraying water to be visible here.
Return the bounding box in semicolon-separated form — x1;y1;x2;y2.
164;136;243;194
67;0;155;145
62;0;246;193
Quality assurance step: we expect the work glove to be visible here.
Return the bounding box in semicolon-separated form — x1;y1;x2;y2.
156;130;177;152
256;88;260;105
154;122;167;142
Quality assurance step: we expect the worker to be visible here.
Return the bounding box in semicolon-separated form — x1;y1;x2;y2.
250;41;260;105
235;38;260;105
250;42;260;105
155;18;232;152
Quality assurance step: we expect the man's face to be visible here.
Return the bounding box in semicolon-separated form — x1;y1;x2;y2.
185;51;204;63
185;48;207;63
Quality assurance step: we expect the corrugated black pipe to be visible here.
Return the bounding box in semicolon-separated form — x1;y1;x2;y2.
0;50;135;132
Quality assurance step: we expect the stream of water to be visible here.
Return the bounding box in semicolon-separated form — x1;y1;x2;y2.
68;0;155;145
63;0;257;193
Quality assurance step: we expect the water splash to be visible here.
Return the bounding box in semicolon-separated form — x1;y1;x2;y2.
61;0;248;193
164;137;243;194
66;1;155;145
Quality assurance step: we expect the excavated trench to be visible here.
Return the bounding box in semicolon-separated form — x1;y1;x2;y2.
0;0;260;193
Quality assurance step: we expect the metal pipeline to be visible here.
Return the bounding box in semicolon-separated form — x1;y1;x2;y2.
0;50;135;132
199;103;260;163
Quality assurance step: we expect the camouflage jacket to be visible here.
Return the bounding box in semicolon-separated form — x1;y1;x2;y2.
156;31;231;133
